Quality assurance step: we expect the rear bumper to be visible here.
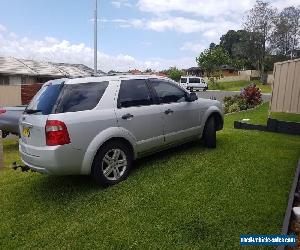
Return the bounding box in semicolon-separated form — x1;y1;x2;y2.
19;139;85;175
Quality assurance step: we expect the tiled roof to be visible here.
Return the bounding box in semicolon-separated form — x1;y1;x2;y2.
0;57;36;75
0;56;104;77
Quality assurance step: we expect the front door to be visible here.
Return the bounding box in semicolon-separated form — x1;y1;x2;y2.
149;79;200;144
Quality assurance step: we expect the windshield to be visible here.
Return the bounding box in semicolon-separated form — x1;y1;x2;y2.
26;80;64;115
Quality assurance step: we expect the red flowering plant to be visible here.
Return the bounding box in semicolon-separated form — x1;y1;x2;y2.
240;84;262;108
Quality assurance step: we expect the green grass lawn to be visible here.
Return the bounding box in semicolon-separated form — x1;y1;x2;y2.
270;112;300;123
235;102;300;125
208;80;272;93
0;106;299;249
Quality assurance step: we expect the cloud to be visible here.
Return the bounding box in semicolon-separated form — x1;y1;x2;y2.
137;0;254;18
112;16;239;36
180;42;205;53
0;24;6;32
0;26;196;71
111;0;133;8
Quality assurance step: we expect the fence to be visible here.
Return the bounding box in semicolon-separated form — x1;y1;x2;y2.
0;84;43;107
0;85;21;106
21;84;43;105
270;58;300;114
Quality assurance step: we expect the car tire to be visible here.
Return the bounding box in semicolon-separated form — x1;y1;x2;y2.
202;117;216;148
203;88;207;92
91;141;133;187
1;131;9;138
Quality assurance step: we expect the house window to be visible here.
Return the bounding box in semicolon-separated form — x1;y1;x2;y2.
0;75;9;85
21;77;27;85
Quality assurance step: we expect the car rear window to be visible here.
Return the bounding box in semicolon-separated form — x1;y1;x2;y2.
55;81;109;113
27;81;63;115
181;78;187;83
27;81;108;115
189;78;201;83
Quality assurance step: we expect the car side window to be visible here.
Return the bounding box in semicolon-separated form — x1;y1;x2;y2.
189;78;200;83
151;80;187;104
181;78;187;83
118;79;153;108
55;81;109;113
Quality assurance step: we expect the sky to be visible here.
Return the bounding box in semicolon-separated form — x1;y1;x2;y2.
0;0;298;72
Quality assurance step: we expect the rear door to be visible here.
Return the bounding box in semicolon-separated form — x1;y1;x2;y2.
115;79;164;154
20;80;64;151
149;79;201;144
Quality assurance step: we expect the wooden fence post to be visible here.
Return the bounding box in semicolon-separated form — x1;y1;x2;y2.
0;130;3;169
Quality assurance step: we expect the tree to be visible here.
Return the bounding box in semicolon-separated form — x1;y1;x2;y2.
196;47;231;83
243;0;277;82
167;67;183;82
220;30;242;56
220;29;260;70
271;6;300;58
209;42;217;50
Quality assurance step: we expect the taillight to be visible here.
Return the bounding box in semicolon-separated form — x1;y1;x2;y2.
45;120;70;146
0;109;6;115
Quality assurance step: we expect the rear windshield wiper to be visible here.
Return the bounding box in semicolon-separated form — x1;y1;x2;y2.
24;109;42;114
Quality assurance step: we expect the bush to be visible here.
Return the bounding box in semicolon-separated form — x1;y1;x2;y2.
167;67;183;82
227;102;240;113
241;84;262;107
224;95;248;113
223;83;262;114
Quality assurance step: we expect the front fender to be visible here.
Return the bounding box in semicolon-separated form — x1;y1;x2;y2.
80;127;137;175
201;106;224;132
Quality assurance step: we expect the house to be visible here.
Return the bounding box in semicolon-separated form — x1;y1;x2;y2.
0;56;105;85
219;65;239;76
129;69;142;75
184;67;204;77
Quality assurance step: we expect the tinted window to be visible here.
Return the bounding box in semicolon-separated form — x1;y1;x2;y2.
151;80;187;104
189;78;201;83
181;78;187;83
55;82;108;113
118;79;153;108
27;80;64;115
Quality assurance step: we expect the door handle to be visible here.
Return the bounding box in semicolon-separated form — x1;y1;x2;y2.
164;109;174;115
122;113;134;120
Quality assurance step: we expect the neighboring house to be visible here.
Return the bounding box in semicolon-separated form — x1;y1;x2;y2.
0;56;105;85
129;69;142;75
219;65;239;76
184;67;204;77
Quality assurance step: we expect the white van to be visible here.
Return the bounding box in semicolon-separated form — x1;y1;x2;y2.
180;76;208;92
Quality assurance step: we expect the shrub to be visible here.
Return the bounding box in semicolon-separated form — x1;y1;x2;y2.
241;84;262;107
223;83;263;114
227;102;240;113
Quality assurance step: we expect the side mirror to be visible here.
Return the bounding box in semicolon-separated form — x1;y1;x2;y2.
187;92;198;102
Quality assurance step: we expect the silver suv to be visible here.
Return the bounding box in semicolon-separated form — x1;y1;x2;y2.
19;75;223;186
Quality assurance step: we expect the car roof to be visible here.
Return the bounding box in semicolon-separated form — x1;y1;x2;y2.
62;74;173;85
181;76;202;78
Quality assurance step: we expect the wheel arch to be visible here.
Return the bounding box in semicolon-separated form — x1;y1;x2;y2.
202;107;224;132
80;127;137;175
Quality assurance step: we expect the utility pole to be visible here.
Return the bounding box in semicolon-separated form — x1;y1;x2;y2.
94;0;98;76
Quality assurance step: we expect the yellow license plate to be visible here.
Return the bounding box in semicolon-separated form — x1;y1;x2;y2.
22;127;31;137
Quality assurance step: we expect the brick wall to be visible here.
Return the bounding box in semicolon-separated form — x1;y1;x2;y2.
21;84;43;105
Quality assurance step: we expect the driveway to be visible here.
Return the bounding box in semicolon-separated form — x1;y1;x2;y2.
196;90;271;103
